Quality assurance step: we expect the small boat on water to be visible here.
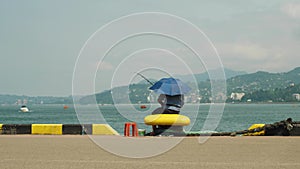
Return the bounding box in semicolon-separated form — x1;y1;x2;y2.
140;105;147;109
63;105;69;109
20;105;29;112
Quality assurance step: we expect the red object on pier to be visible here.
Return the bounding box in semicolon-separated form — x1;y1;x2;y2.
124;122;138;137
140;105;147;109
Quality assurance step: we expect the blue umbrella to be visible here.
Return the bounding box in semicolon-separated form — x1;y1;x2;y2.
149;77;191;96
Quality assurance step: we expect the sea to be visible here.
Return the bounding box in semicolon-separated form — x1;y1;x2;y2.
0;104;300;134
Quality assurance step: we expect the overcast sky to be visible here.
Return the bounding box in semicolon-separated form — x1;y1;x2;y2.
1;0;299;96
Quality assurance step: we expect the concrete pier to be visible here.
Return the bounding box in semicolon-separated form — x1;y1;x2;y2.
0;136;299;169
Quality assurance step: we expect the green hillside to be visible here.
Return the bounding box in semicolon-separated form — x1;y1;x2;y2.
2;68;299;105
241;83;300;102
227;67;300;94
78;67;300;104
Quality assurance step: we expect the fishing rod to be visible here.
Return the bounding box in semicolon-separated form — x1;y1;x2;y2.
136;72;154;85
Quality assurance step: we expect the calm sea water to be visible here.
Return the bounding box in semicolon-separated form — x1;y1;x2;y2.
0;104;299;134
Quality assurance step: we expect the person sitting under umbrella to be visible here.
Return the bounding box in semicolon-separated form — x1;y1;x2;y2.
149;77;190;135
152;94;184;115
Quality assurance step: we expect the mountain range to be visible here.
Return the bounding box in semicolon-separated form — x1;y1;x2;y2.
176;67;247;83
79;67;300;104
226;67;300;94
1;67;299;104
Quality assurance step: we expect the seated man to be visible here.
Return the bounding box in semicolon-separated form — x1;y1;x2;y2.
152;94;184;114
150;94;185;135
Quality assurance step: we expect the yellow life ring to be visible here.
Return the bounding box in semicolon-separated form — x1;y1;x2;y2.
144;114;190;126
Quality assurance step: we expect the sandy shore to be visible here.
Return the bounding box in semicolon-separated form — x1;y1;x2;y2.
0;135;299;169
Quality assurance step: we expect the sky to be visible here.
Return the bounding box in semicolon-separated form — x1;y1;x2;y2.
0;0;300;96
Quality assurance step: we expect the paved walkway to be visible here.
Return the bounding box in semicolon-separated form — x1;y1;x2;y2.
0;135;299;169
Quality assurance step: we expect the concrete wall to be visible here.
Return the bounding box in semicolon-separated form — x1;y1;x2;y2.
0;124;119;135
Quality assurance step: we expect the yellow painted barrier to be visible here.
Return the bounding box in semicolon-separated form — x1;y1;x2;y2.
92;124;119;135
144;114;190;126
244;124;265;136
32;124;62;135
0;124;2;134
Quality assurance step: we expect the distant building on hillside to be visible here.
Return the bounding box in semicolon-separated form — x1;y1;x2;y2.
292;94;300;101
230;92;245;101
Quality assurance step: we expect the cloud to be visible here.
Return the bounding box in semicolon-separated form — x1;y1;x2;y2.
221;42;270;61
217;42;285;72
97;61;114;70
281;2;300;18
